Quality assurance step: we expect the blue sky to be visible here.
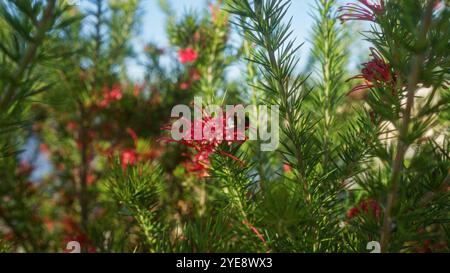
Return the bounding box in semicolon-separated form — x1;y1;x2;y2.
76;0;366;80
127;0;318;80
139;0;313;47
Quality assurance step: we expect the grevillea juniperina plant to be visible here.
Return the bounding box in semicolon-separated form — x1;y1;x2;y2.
0;0;448;254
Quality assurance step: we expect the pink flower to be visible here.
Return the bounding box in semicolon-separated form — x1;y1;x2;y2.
360;199;381;218
108;86;123;100
339;0;385;23
347;47;394;97
178;48;198;64
121;149;137;169
161;106;246;177
98;85;123;108
99;98;110;108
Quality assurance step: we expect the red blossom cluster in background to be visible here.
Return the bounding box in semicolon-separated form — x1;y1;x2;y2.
98;85;123;108
118;128;162;171
61;216;96;253
120;149;138;169
415;229;448;253
178;47;201;90
178;48;198;64
347;199;382;220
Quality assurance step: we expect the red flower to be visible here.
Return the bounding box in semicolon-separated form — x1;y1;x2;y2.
347;47;394;97
178;48;198;64
161;106;246;177
98;84;123;108
346;207;361;219
99;99;109;108
283;163;292;173
180;82;190;90
121;149;137;169
109;86;123;100
339;0;385;23
347;199;381;220
87;174;96;186
184;150;210;178
360;199;381;218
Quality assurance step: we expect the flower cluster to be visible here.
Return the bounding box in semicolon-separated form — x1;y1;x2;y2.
116;128;162;170
98;84;123;108
338;0;385;23
120;149;138;169
178;48;198;64
347;47;395;98
347;199;382;220
162;106;247;177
